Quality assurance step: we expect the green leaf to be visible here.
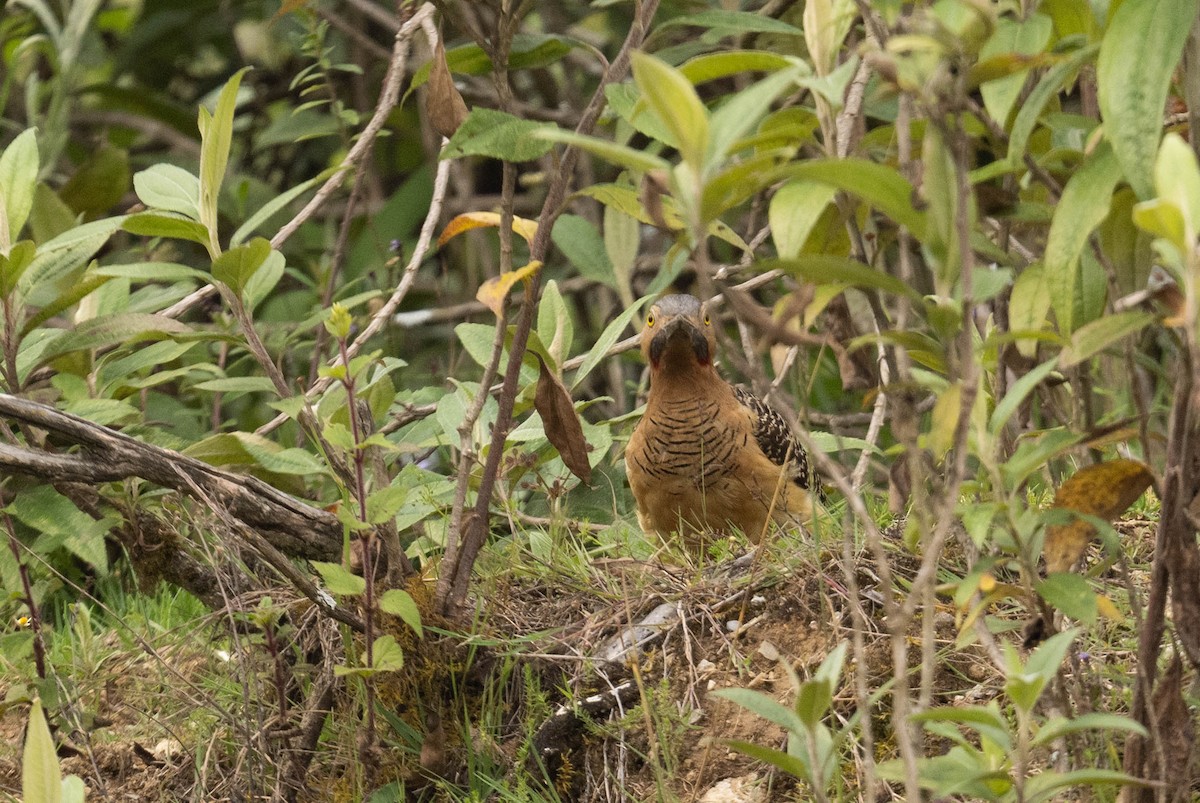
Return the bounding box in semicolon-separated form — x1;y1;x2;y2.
61;775;85;803
796;55;860;110
1025;626;1079;680
364;485;408;525
1;129;40;249
1001;428;1082;488
535;128;671;174
236;435;324;475
198;67;251;250
212;237;272;296
911;704;1011;747
769;181;838;259
1098;0;1199;199
979;14;1053;125
132;163;200;220
20;271;112;337
408;33;579;88
577;182;749;251
1044;145;1122;334
662;9;803;36
990;357;1059;435
538;279;573;368
29;183;79;243
777;159;926;236
378;589;423;637
35;313;192;365
243;248;285;311
0;240;36;298
1059;310;1154;367
1031;713;1147;748
9;486;109;575
632;52;709;171
700;150;792;224
604;83;680;146
922;125;966;293
795;678;834;729
765;256;923;300
442;108;554;162
679;50;795;84
1025;769;1150;803
722;739;812;781
22;216;126;295
1008;44;1098;171
456;322;502;370
604;204;640;301
192;376;279;394
712;687;807;735
311;561;366;596
1008;264;1051;358
551;214;616;288
92;262;208;282
707;64;805;165
1153;133;1200;246
371;634;405;672
572;296;650;388
123;212;211;246
1036;573;1097;625
230;172;325;246
23;698;62;803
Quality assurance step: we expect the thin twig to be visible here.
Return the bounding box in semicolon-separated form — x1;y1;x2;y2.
255;137;452;436
437;0;662;613
162;4;434;321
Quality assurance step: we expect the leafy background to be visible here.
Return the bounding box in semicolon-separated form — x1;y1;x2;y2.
2;0;1200;800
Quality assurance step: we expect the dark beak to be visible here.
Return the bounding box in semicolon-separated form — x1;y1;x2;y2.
649;317;710;365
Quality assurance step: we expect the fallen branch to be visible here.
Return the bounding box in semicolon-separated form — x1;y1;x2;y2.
0;394;341;562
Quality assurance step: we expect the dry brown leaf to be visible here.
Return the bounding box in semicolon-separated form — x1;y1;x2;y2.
1043;458;1153;573
476;260;541;316
438;211;538;248
426;38;469;139
534;356;592;484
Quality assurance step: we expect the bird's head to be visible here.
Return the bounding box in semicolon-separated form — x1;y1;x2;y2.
640;294;717;372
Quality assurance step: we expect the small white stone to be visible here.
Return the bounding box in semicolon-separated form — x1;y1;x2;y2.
152;738;183;762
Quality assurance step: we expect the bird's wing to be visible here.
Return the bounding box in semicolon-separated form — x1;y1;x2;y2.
732;385;820;494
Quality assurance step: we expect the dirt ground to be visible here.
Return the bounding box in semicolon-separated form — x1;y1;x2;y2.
1;517;1158;800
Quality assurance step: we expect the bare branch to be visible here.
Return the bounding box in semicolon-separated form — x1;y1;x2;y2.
0;394;341;562
162;4;435;321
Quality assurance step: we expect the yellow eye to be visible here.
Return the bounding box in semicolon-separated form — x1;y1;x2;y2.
703;313;711;325
647;314;655;327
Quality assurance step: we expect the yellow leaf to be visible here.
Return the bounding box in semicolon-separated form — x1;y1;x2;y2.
1043;458;1153;573
437;212;537;248
928;382;962;459
476;261;542;316
1096;594;1125;623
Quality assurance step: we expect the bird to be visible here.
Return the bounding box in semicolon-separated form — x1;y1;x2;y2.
624;293;819;544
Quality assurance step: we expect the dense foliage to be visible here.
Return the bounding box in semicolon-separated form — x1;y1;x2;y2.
4;0;1200;799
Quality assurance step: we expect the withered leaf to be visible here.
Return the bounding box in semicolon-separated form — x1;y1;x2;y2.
1043;458;1153;573
476;260;541;316
438;211;538;248
426;37;469;139
534;355;592;484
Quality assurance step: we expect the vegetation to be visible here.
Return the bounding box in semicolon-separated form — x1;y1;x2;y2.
2;0;1200;799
